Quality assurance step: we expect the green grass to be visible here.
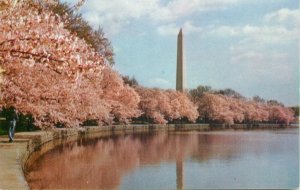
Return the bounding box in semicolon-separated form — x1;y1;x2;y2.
0;129;7;136
0;121;7;136
0;119;40;136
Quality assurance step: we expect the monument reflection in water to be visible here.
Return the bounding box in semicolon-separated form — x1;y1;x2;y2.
26;129;299;189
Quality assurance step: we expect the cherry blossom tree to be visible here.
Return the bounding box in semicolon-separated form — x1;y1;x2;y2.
167;90;199;122
135;87;198;124
135;87;168;124
228;98;245;123
197;93;234;124
0;1;140;128
268;105;294;125
100;67;141;124
196;93;294;125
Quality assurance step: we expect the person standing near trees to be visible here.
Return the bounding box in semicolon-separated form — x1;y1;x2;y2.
7;109;18;142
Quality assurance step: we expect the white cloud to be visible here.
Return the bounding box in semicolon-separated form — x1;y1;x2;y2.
230;50;293;83
229;36;295;84
264;8;300;25
67;0;299;39
150;0;238;22
157;23;178;36
83;11;129;36
83;0;156;19
77;0;240;35
148;77;172;88
225;23;297;74
209;24;298;45
157;21;202;36
183;21;203;33
230;49;289;66
243;25;297;44
208;25;239;36
81;0;159;35
204;8;299;84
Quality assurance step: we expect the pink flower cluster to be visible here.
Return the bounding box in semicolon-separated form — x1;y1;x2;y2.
135;87;198;124
197;93;295;125
0;2;140;128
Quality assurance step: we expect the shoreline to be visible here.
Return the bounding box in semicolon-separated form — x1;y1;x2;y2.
0;123;298;190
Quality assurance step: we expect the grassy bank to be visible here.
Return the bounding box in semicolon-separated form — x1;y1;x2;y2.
0;118;39;136
0;118;7;135
0;127;7;136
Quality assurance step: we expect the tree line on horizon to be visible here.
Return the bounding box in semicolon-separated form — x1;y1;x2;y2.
0;0;296;130
123;77;296;125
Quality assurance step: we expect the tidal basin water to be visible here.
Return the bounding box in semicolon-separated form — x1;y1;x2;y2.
26;128;299;189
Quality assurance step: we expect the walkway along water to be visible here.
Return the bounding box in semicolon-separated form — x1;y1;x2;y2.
0;124;297;189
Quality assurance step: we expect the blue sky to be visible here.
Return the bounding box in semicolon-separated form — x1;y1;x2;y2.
63;0;299;106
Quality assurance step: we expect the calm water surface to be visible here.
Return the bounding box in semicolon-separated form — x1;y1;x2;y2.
26;128;299;189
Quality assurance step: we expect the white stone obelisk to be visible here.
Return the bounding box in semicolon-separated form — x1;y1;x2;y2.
176;28;185;92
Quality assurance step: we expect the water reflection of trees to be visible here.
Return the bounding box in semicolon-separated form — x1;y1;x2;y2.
26;131;264;189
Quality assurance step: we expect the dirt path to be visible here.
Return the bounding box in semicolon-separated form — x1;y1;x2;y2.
0;134;33;190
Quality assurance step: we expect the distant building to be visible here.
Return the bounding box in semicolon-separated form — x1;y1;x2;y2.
176;29;185;92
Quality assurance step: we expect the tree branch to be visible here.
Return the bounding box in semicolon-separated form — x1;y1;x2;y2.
0;49;64;63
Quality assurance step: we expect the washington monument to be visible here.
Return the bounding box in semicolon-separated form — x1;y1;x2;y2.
176;28;185;92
